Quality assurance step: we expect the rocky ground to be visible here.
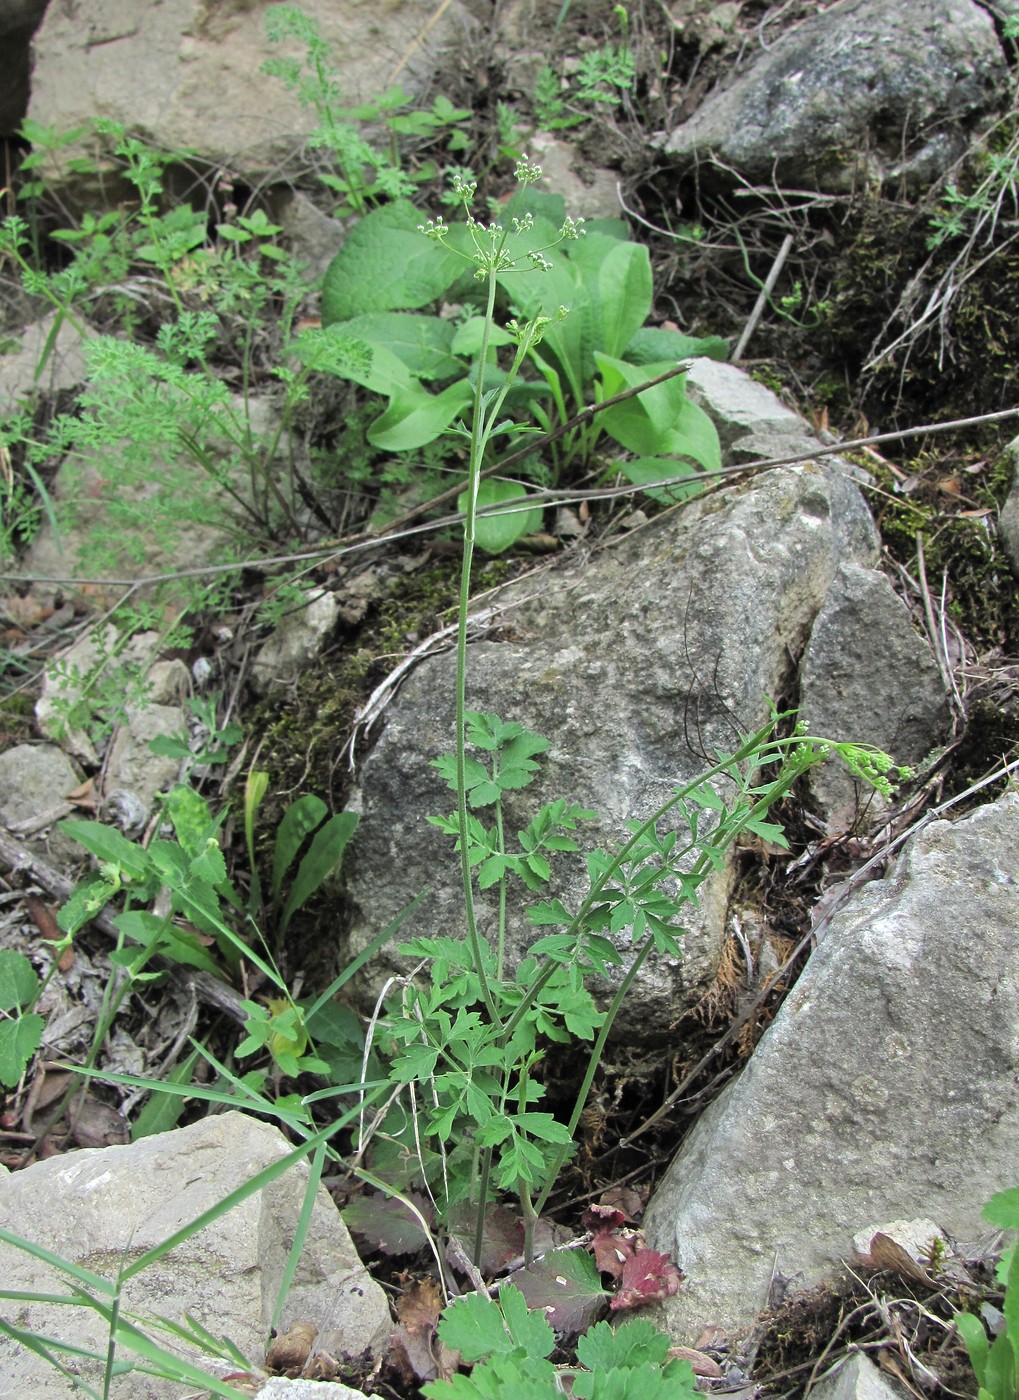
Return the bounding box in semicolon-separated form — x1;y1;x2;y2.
1;1;1019;1398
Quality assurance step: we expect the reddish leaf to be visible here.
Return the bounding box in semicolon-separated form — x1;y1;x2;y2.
610;1248;683;1312
515;1246;608;1336
342;1190;434;1256
582;1205;633;1281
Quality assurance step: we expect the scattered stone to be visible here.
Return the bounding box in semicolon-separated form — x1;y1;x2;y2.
104;658;191;824
643;792;1019;1341
0;311;93;410
996;437;1019;578
0;742;83;862
251;587;340;692
254;1383;371;1400
811;1353;907;1400
662;0;1008;193
0;1111;390;1399
528;130;623;220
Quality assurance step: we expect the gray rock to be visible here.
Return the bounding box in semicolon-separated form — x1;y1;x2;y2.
251;587;340;693
27;0;474;191
643;793;1019;1341
799;563;950;830
0;1111;391;1398
342;367;948;1039
104;658;191;823
254;1384;369;1400
0;312;92;412
0;742;82;861
662;0;1008;193
997;436;1019;577
812;1353;908;1400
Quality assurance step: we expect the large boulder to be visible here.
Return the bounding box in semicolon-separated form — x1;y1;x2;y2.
341;364;950;1040
26;0;474;189
0;1111;391;1398
662;0;1008;194
643;792;1019;1341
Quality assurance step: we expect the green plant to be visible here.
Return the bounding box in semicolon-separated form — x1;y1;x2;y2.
955;1186;1019;1400
426;1287;698;1399
0;118;371;588
54;779;359;1090
315;177;726;551
533;9;635;133
263;4;471;217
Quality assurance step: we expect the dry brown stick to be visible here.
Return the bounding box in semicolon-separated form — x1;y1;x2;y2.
0;825;248;1025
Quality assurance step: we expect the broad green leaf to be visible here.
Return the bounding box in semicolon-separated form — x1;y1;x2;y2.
612;457;701;505
367;379;473;452
458;478;543;555
164;785;215;860
272;794;327;901
281;811;359;932
0;949;40;1011
0;1015;45;1086
594;240;653;358
54;819;151;882
321;200;462;322
341;311;464;380
984;1186;1019;1232
113;911;221;975
450;316;514;356
595;354;721;472
625;327;729;364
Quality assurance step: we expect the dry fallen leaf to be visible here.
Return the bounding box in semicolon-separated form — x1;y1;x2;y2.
867;1232;937;1287
25;895;74;972
668;1345;724;1378
266;1320;317;1375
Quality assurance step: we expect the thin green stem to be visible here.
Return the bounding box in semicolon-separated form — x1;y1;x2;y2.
455;268;503;1030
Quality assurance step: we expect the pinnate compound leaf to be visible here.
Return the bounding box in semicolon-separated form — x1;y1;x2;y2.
516;1246;607;1335
0;1015;45;1087
610;1248;683;1312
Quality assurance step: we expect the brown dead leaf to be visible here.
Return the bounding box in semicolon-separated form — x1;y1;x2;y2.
668;1346;724;1378
388;1277;443;1384
867;1232;937;1287
266;1320;317;1376
597;1185;644;1221
69;1095;129;1148
25;895;74;972
302;1352;342;1381
66;778;97;812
